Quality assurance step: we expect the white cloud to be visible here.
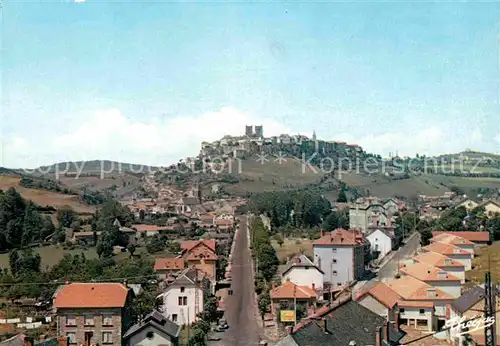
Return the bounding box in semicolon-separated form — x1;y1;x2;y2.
74;0;85;3
1;106;496;168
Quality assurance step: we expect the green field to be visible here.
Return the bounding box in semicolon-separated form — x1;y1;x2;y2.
0;245;99;270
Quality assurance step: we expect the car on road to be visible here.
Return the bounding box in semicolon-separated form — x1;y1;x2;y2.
218;319;229;330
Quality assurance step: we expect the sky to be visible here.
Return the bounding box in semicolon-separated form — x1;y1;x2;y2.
2;1;500;168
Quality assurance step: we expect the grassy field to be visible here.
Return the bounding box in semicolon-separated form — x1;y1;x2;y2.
0;245;99;271
271;237;314;261
0;175;95;213
224;157;322;195
466;242;500;286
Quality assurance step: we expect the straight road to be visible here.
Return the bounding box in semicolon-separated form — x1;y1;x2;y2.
378;231;421;279
209;215;262;346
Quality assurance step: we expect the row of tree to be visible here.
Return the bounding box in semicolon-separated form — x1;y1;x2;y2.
0;188;56;250
248;190;332;229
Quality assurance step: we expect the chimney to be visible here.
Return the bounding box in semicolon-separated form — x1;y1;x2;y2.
312;283;316;291
320;228;324;237
24;337;34;346
57;336;68;346
427;287;437;298
375;326;382;346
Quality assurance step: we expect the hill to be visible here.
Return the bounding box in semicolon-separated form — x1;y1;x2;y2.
35;160;158;176
0;175;95;213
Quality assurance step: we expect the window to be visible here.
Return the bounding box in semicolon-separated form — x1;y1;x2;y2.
419;309;425;314
333;270;338;276
399;308;405;313
332;248;337;253
102;332;113;344
103;315;113;326
66;333;76;344
332;259;337;263
178;296;188;306
172;314;178;322
84;315;94;326
337;283;342;286
66;315;76;326
146;331;154;340
180;287;185;293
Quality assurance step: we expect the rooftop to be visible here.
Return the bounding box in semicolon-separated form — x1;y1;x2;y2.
313;228;366;246
430;233;474;246
431;231;490;243
422;241;471;256
413;251;464;268
399;262;461;282
385;275;452;301
54;283;130;308
154;258;185;271
270;281;316;300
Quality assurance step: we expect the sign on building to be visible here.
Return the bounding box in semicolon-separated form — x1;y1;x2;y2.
280;310;295;322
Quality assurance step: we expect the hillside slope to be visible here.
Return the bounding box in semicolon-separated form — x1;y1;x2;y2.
0;175;95;213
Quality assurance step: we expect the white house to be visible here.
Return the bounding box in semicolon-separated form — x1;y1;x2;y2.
158;269;204;325
430;233;475;257
421;242;473;271
366;228;394;260
399;262;462;298
123;310;180;346
281;254;324;290
413;252;466;284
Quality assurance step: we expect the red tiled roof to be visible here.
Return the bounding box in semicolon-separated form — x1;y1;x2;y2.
180;239;216;252
270;281;316;299
431;231;490;242
313;228;366;246
422;242;471;256
357;282;402;309
154;258;185;271
54;283;129;308
131;224;163;232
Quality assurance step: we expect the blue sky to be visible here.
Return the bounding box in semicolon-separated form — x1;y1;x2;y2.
2;1;500;168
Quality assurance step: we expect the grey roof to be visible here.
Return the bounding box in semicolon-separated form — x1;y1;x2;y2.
181;197;199;206
451;286;485;314
282;254;324;276
289;300;405;346
123;310;180;340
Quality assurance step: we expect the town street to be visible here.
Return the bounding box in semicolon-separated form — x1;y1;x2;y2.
209;215;262;346
378;231;421;279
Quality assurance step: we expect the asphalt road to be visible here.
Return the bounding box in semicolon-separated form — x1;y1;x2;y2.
209;216;262;346
378;231;421;280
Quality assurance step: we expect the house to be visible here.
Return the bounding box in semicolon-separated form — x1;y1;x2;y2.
398;262;461;298
421;242;473;270
281;254;324;291
72;231;101;245
154;258;186;281
412;252;466;283
356;281;402;322
269;280;317;316
430;233;475;255
275;299;405;346
54;282;134;346
366;228;394;260
431;231;490;245
131;224;165;237
175;196;200;214
456;198;479;211
349;203;389;233
123;310;180;346
180;239;217;283
385;275;453;330
479;200;500;218
448;285;500;345
313;229;367;287
157;269;204;325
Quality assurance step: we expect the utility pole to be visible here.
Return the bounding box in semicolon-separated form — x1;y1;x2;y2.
484;268;496;346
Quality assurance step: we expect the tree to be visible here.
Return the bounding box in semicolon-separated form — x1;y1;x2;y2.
420;228;433;246
56;206;75;228
274;233;284;247
258;293;270;324
337;189;348;203
9;250;20;277
96;238;113;258
127;243;136;258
